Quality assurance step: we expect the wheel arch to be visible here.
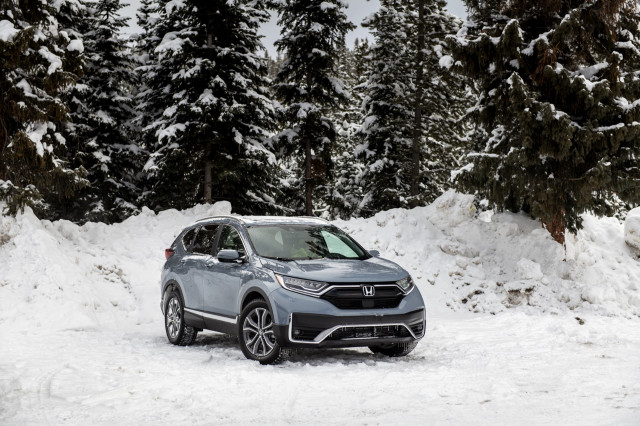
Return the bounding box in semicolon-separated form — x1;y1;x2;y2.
240;287;276;319
162;280;184;311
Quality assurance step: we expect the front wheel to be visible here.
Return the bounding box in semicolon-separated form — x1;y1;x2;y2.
238;299;287;365
369;341;418;357
164;288;197;346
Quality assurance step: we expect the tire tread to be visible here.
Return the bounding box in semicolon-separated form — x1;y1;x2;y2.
369;341;418;357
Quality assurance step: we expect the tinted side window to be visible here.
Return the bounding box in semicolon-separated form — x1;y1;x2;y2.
192;225;219;255
182;228;197;252
217;226;245;257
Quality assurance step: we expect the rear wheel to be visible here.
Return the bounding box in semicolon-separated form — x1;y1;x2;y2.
369;341;418;357
238;299;288;365
164;288;197;346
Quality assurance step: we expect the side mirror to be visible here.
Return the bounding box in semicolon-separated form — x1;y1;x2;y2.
217;249;241;263
368;250;380;257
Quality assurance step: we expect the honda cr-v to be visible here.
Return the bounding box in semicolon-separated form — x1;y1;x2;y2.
161;216;426;364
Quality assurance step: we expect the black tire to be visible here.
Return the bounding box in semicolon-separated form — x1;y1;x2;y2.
164;288;198;346
238;299;288;365
369;341;418;357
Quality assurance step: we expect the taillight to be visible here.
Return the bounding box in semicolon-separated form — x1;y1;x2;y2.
165;249;174;260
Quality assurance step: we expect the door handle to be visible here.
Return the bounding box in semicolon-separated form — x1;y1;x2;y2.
180;259;187;264
205;260;215;268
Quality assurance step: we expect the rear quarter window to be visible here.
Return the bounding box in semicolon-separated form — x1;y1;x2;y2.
182;228;198;252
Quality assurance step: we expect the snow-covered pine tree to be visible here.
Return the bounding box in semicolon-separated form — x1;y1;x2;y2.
139;0;281;214
131;0;160;206
359;0;465;216
414;0;468;204
57;0;140;223
323;39;370;219
0;0;88;216
135;0;156;44
265;51;285;80
450;0;640;245
358;0;415;216
273;0;355;216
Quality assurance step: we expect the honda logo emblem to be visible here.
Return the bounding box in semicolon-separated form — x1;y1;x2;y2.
362;285;375;297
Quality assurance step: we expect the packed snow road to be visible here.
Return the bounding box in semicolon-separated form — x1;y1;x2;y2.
1;312;639;425
1;193;640;424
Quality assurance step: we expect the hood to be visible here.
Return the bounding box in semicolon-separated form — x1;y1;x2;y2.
258;256;408;283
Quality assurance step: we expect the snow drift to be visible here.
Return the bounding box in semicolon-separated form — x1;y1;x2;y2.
335;191;640;318
0;190;638;337
1;192;640;425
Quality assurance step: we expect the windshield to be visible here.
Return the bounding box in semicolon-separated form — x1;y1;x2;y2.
246;225;369;261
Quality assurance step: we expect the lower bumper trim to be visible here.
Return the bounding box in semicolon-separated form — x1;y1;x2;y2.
278;309;425;347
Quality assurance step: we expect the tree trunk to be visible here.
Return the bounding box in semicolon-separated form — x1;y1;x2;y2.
202;34;214;205
410;0;425;205
204;145;212;204
304;69;314;216
305;137;312;216
0;117;7;181
542;208;565;246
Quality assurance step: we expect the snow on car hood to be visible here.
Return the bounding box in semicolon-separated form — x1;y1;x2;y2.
258;256;408;283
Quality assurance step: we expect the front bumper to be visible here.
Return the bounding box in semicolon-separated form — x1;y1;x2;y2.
275;309;425;348
268;286;426;348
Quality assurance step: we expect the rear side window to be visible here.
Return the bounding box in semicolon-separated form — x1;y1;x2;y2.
182;228;197;252
192;225;219;255
217;225;245;257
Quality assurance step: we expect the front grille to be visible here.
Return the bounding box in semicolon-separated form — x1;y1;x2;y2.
321;284;404;310
327;325;412;340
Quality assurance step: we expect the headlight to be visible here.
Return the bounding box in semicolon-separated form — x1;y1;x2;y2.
396;275;415;294
275;274;329;297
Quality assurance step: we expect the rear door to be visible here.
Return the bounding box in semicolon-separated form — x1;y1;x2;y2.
202;225;250;320
185;224;219;311
175;227;202;311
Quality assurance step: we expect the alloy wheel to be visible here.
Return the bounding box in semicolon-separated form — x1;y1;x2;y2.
242;307;276;357
166;297;182;339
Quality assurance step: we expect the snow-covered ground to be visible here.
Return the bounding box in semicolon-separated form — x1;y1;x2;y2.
1;192;639;424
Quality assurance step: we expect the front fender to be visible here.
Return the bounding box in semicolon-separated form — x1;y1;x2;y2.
237;268;281;321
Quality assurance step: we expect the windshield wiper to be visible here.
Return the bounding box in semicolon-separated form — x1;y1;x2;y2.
262;256;295;262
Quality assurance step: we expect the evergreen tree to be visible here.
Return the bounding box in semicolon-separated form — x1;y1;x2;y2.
138;0;281;214
450;0;640;244
359;0;464;216
273;0;355;216
0;0;87;215
416;0;468;203
265;51;285;80
131;0;160;207
59;0;140;223
323;39;370;219
358;0;415;216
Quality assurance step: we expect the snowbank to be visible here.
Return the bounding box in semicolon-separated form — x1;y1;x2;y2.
0;191;638;338
624;207;640;256
335;190;640;318
0;202;231;331
1;193;640;425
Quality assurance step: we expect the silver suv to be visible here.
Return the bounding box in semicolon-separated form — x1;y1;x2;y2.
161;216;426;364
